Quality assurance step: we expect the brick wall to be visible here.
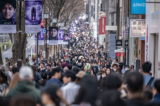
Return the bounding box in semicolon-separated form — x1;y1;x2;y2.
137;38;145;67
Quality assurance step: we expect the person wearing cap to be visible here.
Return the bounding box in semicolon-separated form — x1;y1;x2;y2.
61;71;80;106
76;59;83;70
7;66;42;105
75;71;86;84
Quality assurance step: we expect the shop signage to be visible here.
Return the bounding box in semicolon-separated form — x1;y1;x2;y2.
145;25;148;61
131;0;146;14
130;19;145;37
116;53;125;57
99;17;106;35
116;40;122;46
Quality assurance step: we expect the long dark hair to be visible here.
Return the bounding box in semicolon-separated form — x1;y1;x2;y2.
0;70;7;84
73;75;98;106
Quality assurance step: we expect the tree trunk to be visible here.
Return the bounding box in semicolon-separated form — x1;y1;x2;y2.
10;1;27;64
0;47;3;65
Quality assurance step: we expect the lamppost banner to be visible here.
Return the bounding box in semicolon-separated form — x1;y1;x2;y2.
58;30;64;44
35;27;44;45
25;0;42;33
68;33;71;40
63;33;69;45
0;0;16;33
49;27;58;45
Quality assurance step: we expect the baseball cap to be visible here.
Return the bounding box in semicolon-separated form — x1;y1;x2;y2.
19;66;33;80
76;71;86;78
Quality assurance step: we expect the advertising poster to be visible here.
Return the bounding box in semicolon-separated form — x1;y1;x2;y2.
130;19;145;37
68;33;71;40
35;27;44;45
49;27;58;45
25;0;42;33
63;33;68;45
58;30;64;44
0;0;16;33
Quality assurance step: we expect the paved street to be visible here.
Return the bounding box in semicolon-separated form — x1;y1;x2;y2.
2;36;35;59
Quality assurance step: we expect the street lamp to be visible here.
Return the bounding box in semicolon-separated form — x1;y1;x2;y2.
44;13;49;61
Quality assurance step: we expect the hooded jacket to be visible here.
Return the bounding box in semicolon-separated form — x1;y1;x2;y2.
7;80;42;104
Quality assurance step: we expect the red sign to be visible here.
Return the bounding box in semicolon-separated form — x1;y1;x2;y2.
116;53;125;57
146;25;148;43
116;53;120;57
41;19;46;27
99;17;106;35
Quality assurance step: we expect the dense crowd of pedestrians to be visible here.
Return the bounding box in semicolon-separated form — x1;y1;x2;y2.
0;29;160;106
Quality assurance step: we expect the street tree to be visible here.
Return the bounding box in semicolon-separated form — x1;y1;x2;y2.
8;0;85;64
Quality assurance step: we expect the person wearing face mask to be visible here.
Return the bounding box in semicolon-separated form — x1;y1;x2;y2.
111;64;118;73
121;65;130;74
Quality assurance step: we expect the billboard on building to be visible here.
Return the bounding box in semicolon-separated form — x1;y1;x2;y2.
130;19;145;37
0;0;16;33
25;0;42;33
131;0;146;14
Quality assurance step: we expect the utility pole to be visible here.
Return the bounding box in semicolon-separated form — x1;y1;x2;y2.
95;0;98;47
45;19;48;60
36;33;39;68
116;0;120;40
97;0;100;47
105;0;109;58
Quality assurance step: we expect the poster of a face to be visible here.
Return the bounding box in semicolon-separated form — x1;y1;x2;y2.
58;30;64;40
0;0;16;33
25;0;42;33
49;27;58;40
0;0;16;24
63;34;68;42
49;27;58;45
35;27;44;45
